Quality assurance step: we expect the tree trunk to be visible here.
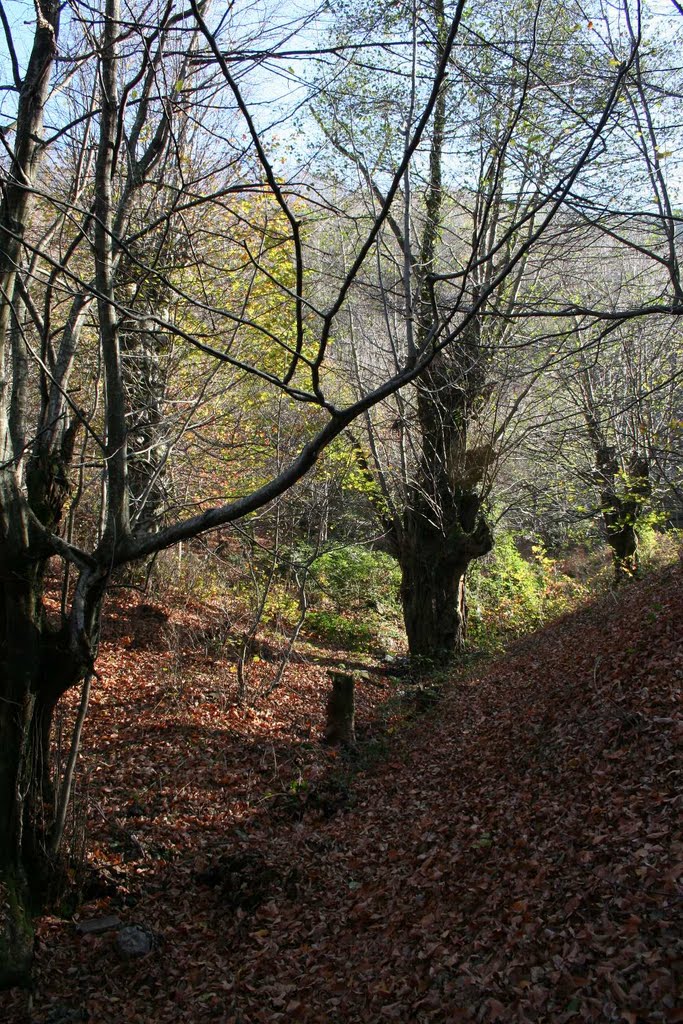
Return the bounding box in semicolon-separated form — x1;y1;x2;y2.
401;560;469;661
122;318;167;532
396;339;493;664
400;534;464;661
595;447;650;580
604;514;639;577
0;563;50;986
0;549;103;988
0;613;37;986
399;499;491;663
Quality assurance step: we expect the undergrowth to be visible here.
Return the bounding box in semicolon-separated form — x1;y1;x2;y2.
467;527;680;655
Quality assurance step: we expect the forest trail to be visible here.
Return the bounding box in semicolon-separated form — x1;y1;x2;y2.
3;565;681;1024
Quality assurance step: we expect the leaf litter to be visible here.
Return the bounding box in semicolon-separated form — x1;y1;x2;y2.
1;566;681;1023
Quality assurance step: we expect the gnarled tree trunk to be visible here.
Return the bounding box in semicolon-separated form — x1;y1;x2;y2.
0;533;105;986
596;448;650;579
395;303;494;661
399;484;492;662
399;547;490;661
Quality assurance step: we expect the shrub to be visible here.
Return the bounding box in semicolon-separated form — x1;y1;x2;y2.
467;531;588;653
637;519;681;571
304;610;375;651
308;545;401;611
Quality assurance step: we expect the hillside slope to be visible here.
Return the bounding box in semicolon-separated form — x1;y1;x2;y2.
230;566;681;1024
3;565;681;1023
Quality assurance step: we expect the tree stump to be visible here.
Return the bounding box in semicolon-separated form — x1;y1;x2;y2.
324;670;356;747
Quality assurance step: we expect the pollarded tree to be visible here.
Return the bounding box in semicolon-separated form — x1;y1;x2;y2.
312;0;627;659
507;0;683;553
503;0;683;568
549;305;680;574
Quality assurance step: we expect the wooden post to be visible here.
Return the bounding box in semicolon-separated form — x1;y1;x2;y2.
324;670;356;747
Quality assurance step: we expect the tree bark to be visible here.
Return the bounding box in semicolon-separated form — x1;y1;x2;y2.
595;447;650;579
395;294;494;662
0;569;41;987
0;554;105;986
399;490;492;662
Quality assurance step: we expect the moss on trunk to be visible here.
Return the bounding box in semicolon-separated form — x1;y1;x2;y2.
0;873;33;990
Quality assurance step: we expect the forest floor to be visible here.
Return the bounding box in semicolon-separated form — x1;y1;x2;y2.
1;563;682;1024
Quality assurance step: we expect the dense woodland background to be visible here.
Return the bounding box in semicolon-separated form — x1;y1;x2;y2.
0;0;681;1016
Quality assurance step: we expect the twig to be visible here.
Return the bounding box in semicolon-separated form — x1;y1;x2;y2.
50;671;94;854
